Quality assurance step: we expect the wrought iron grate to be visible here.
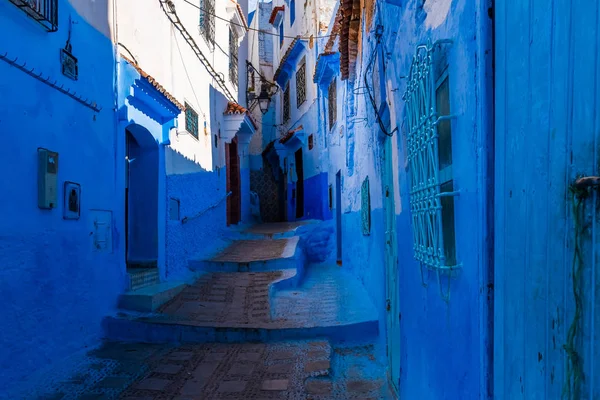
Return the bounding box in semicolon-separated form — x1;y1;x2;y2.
199;0;215;47
328;79;337;130
9;0;58;32
403;39;459;299
229;28;239;87
185;102;199;139
296;60;306;107
283;84;290;122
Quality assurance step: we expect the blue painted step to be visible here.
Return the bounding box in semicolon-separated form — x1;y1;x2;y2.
118;281;187;312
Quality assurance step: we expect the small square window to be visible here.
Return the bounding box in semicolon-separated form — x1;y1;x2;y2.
169;198;180;221
308;134;314;150
185;103;199;139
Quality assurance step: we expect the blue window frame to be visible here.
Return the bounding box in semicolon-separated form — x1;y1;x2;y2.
290;0;296;25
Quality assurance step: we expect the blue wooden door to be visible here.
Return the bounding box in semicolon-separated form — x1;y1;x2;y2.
495;1;600;398
383;136;401;392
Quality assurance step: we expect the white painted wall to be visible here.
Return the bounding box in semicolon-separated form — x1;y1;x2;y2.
116;0;247;173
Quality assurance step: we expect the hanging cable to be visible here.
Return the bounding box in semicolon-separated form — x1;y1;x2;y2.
181;0;333;41
363;27;397;137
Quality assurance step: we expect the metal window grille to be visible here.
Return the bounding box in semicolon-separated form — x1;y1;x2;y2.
361;176;370;235
229;28;239;87
199;0;215;46
403;39;458;299
296;61;306;107
328;79;337;130
9;0;58;32
283;85;290;122
185;102;199;139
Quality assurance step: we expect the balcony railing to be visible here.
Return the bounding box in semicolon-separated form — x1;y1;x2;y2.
9;0;58;32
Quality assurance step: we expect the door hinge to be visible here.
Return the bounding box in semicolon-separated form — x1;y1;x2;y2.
386;299;391;311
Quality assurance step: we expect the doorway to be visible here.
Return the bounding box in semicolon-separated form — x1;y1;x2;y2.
294;148;304;219
226;137;241;226
383;137;400;392
335;170;342;265
125;127;159;268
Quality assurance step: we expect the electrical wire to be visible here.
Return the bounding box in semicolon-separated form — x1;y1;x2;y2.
181;0;333;40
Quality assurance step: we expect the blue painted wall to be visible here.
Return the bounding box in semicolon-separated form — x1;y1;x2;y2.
380;0;493;398
0;0;124;394
165;148;229;281
316;0;493;398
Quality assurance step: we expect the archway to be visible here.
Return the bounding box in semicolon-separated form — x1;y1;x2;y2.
125;123;159;268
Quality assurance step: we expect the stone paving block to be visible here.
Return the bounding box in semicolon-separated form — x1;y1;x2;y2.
236;352;262;362
191;362;218;380
154;364;183;374
269;350;296;361
261;379;289;391
180;379;206;396
135;377;172;391
266;363;294;374
305;379;333;395
305;360;331;373
228;363;256;376
204;352;227;362
218;380;247;392
168;351;194;361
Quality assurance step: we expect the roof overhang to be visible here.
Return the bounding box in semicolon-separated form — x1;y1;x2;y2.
226;0;248;38
274;126;306;165
313;52;340;86
274;38;307;88
222;102;257;144
269;5;285;26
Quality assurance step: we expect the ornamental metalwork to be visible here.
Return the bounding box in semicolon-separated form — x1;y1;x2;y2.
328;79;337;130
403;39;458;300
199;0;215;46
185;102;199;139
229;28;239;87
8;0;58;32
296;60;306;107
361;176;371;235
283;84;290;122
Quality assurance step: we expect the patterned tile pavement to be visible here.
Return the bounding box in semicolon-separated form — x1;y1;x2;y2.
243;222;311;236
127;266;376;330
209;238;297;263
21;340;392;399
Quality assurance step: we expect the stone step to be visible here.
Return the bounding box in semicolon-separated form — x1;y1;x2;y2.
127;267;160;291
102;315;378;344
190;237;302;273
118;281;187;312
103;268;379;345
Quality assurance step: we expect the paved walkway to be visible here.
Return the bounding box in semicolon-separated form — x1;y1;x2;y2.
209;238;297;263
243;222;311;236
16;340;391;399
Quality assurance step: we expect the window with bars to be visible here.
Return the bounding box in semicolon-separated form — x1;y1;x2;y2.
199;0;215;47
296;59;306;107
404;42;457;276
328;79;337;130
283;84;290;123
361;176;371;235
8;0;58;31
229;28;239;87
185;103;199;139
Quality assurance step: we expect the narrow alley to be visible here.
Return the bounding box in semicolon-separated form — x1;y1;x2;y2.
2;0;600;399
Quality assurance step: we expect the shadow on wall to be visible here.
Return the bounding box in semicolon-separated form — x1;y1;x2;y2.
296;220;336;263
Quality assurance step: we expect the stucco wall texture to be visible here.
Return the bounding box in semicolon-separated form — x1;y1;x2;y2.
0;0;123;393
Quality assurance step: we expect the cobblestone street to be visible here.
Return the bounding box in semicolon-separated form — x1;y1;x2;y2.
20;340;390;399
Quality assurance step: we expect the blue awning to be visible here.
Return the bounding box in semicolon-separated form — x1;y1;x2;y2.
274;37;307;88
313;52;340;86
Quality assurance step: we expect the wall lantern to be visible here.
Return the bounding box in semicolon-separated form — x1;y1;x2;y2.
257;83;272;115
246;61;278;115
